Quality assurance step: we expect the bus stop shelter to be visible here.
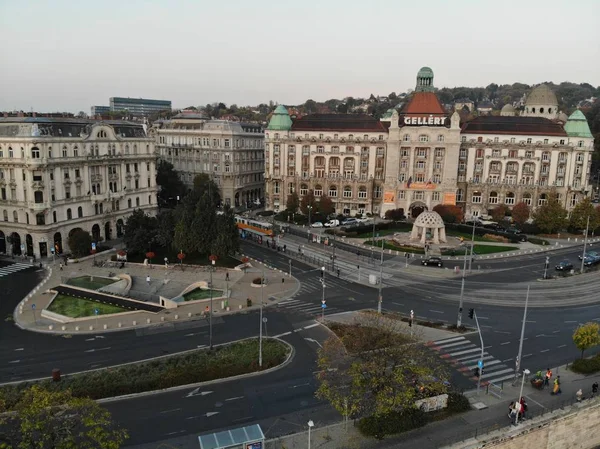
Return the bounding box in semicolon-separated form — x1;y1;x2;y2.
198;424;265;449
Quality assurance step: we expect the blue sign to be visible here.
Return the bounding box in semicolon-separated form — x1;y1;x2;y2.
94;308;99;315
31;303;36;310
91;242;97;251
321;303;327;309
477;360;484;369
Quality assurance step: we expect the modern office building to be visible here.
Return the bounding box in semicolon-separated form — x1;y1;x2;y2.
91;106;110;116
150;112;264;208
109;97;171;116
0;117;158;258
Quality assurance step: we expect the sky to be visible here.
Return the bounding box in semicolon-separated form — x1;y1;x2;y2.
1;0;599;113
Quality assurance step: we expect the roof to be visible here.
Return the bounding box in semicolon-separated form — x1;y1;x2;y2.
267;105;293;131
290;114;388;132
564;109;593;138
525;84;558;107
461;116;567;136
401;92;446;116
198;424;264;449
501;104;515;112
417;66;434;77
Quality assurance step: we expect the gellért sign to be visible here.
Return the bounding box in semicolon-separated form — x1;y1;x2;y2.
404;116;446;126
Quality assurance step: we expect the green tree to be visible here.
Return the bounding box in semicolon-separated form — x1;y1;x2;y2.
533;193;568;233
511;202;530;226
318;194;335;217
213;205;240;258
384;208;406;221
156;159;186;206
300;190;318;217
286;191;299;213
123;209;159;255
490;204;509;222
572;322;600;358
432;204;463;224
67;229;92;258
193;174;221;207
569;197;599;231
315;314;447;420
0;385;128;449
304;99;318;114
155;209;176;249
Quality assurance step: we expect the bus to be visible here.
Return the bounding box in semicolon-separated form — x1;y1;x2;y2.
234;216;274;237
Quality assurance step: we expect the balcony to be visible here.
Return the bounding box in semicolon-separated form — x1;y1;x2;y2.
91;174;103;182
29;201;49;211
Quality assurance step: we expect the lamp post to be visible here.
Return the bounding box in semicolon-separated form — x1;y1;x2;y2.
321;266;326;320
259;263;265;368
468;219;476;272
371;216;377;262
456;245;468;327
580;214;591;273
514;285;530;381
515;368;531;425
208;255;217;350
307;205;313;242
543;256;549;280
307;420;314;449
377;237;384;314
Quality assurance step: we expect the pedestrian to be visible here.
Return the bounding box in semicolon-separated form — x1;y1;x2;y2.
59;262;63;271
225;272;229;282
508;401;516;424
519;397;527;420
592;382;598;396
283;244;286;253
337;269;340;278
576;389;583;402
513;400;521;425
146;275;151;285
552;376;561;395
544;367;552;388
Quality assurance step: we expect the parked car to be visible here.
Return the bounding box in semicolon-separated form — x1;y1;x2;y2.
311;222;323;228
578;251;598;260
555;260;573;271
342;218;359;226
421;257;443;267
583;255;600;267
324;219;340;227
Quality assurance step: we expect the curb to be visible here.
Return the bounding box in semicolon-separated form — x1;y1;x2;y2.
13;266;53;328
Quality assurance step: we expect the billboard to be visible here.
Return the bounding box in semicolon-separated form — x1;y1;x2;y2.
443;193;457;205
384;191;396;204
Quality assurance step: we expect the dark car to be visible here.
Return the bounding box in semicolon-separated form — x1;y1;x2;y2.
555;260;573;271
421;257;443;267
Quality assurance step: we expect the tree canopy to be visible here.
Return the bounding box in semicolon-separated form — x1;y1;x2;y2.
511;202;530;226
432;204;463;224
300;190;318;217
568;197;599;231
533;193;567;234
156;159;186;207
67;229;92;258
286;191;299;213
572;322;600;359
0;385;128;449
123;209;159;255
318;194;335;217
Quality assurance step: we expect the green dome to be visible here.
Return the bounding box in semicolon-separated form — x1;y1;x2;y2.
564;109;592;138
417;66;434;78
416;66;434;92
267;105;292;130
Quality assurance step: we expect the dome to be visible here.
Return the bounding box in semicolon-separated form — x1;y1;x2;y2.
267;105;292;131
417;66;434;78
413;210;445;228
525;84;558;107
500;104;515;116
416;66;435;92
564;109;593;138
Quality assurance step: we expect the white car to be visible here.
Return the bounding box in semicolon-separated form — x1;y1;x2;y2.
311;221;324;228
324;219;340;227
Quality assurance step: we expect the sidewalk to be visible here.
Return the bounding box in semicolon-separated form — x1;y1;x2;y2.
14;251;300;335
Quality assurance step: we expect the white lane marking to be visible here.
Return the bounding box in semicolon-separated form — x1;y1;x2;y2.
502;358;513;363
480;325;492;328
564;320;577;324
197;345;207;349
436;340;473;349
535;334;545;338
304;338;323;348
557;344;567;348
433;336;465;345
165;430;186;436
500;341;511;345
8;360;20;364
205;412;219;417
303;323;320;329
481;368;513;379
552;330;560;334
84;347;111;353
273;331;292;338
185;388;213;398
447;348;479;357
289;382;311;389
85;338;95;341
392;302;404;306
494;330;511;334
160;408;181;414
429;310;444;314
522;353;533;358
225;396;244;401
478;316;489;320
540;349;550;353
484;345;493;349
14;348;24;351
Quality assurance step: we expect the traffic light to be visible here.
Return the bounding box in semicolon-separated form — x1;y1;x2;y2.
468;308;474;319
473;367;480;378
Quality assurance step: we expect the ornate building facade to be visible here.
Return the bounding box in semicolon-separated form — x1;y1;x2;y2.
0;117;157;258
151;113;264;209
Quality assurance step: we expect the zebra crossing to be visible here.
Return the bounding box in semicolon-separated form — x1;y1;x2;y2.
0;262;34;278
427;336;515;386
274;297;341;316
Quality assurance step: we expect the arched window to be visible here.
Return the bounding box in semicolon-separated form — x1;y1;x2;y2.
532;107;536;113
31;147;40;158
522;193;532;206
128;199;132;208
300;184;308;196
329;185;338;197
488;191;499;204
3;210;8;221
548;108;552;113
12;210;17;222
358;186;367;199
505;192;515;205
136;197;140;207
540;107;544;113
314;185;323;197
343;186;352;198
78;206;83;218
538;193;548;206
67;209;72;220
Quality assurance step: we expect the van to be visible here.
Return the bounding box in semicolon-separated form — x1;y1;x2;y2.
324;219;340;227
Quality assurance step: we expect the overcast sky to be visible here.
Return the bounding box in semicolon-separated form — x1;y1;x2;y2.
1;0;599;113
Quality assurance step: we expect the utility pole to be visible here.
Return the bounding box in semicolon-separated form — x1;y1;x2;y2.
543;256;549;280
468;220;476;272
377;237;384;313
259;263;265;367
209;259;214;349
514;285;530;384
288;258;292;277
331;232;336;272
307;206;312;242
456;246;468;327
472;309;485;394
370;216;376;262
580;214;591;273
321;266;326;320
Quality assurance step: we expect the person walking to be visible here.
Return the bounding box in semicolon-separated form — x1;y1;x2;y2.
225;272;229;282
337;269;340;278
519;397;527;420
59;262;63;271
544;368;552;389
552;376;561;395
592;382;599;397
146;275;151;286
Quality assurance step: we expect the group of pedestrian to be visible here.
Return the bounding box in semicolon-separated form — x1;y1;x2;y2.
508;397;528;425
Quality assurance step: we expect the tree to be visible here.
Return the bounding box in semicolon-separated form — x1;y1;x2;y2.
123;209;158;255
286;191;299;213
192;174;221;207
212;205;240;258
300;190;318;216
304;99;317;114
572;322;600;359
0;385;128;449
156;160;186;206
533;193;567;233
155;209;176;249
67;229;92;258
490;205;509;222
384;208;406;221
315;314;448;421
318;194;335;217
569;197;599;231
432;205;463;224
511;202;530;226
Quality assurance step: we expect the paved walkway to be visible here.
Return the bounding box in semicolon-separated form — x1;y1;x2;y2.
14;251;299;335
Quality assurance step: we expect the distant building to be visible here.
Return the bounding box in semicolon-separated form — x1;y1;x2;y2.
150;113;264;209
454;98;475;113
109;97;171;116
476;101;494;115
91;106;110;116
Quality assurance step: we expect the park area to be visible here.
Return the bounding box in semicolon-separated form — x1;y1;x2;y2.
47;294;128;318
66;276;116;290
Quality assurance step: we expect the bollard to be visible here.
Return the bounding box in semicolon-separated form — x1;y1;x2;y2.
226;306;230;311
174;314;178;320
75;326;80;331
132;320;137;326
161;316;165;322
48;325;53;330
61;326;66;331
239;304;243;310
89;326;94;331
188;312;192;317
146;318;151;324
103;324;108;330
118;322;122;328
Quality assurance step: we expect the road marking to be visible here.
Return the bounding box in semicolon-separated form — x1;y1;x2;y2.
557;344;567;348
165;430;186;436
535;334;545;338
186;388;213;398
225;396;244;402
478;316;489;320
429;310;444;314
524;395;547;410
303;323;320;330
484;345;492;349
447;348;480;357
304;338;323;348
273;331;292;338
433;336;465;345
502;358;513;363
522;353;532;358
480;325;492;328
564;320;577;324
160;408;181;414
8;360;20;364
289;382;310;389
500;341;511;345
197;345;207;349
494;330;511;335
205;412;219;417
552;330;560;334
85;338;95;341
540;349;550;353
525;321;536;323
392;302;404;306
84;347;111;353
14;348;24;351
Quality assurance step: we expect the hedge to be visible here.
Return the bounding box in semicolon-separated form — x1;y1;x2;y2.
0;339;288;408
571;354;600;374
357;408;427;439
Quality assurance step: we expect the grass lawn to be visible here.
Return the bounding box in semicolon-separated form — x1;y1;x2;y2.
354;223;413;238
444;229;498;242
183;288;223;301
442;244;519;255
127;247;240;268
47;294;128;318
66;276;116;290
364;240;425;254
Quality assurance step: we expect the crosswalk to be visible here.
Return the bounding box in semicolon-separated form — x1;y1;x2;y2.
0;262;34;278
427;336;515;387
274;297;341;316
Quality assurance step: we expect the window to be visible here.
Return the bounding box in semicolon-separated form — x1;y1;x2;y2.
63;169;69;180
510;138;516;143
461;136;466;142
489;192;499;204
509;149;518;158
456;189;464;202
419;135;429;142
300;184;308;196
494;137;499;143
67;209;72;220
314;185;323;197
136;197;140;207
523;194;532;206
8;147;13;158
3;210;9;221
526;138;532;144
128;199;132;208
62;146;68;157
398;190;405;199
31;147;40;158
416;160;425;170
65;188;71;199
329;186;338;197
374;185;382;198
343;186;352;198
492;149;501;157
403;134;410;142
472;191;482;203
525;151;533;158
53;211;57;223
505;192;515;205
78;206;83;218
476;149;484;158
358;187;367;199
578;140;584;148
538;193;548;206
432;191;440;201
560;139;565;145
413;191;424;200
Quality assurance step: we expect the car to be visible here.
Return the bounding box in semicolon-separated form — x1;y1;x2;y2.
555;260;573;271
324;219;340;227
311;221;323;228
421;257;443;267
578;251;598;260
342;218;359;225
583;255;600;267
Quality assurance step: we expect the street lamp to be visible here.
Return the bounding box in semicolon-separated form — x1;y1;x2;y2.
307;420;314;449
514;285;530;384
307;205;313;242
456;245;468;327
515;368;531;425
321;266;326;320
377;237;384;314
259;262;265;368
209;255;218;350
580;214;591;273
543;256;549;280
468;219;476;272
371;215;377;262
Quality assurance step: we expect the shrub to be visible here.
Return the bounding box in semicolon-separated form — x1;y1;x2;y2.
256;210;274;217
357;408;427;439
446;392;471;413
570;355;600;374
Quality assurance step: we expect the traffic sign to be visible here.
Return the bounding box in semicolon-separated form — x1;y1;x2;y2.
477;360;484;369
31;303;36;310
321;303;327;309
94;308;99;315
91;242;96;251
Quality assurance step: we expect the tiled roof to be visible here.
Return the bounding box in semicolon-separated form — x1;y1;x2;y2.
291;114;388;132
461;116;567;136
401;92;446;116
